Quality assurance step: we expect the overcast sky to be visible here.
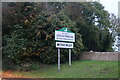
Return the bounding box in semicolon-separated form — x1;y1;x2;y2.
100;0;119;16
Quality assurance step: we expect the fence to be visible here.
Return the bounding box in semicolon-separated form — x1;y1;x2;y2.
79;52;119;61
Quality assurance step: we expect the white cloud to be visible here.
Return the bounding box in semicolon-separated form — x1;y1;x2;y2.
100;0;119;16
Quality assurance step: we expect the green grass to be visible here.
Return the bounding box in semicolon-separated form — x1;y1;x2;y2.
12;61;118;78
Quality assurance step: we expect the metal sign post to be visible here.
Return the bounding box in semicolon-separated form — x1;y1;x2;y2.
69;49;71;67
58;48;60;72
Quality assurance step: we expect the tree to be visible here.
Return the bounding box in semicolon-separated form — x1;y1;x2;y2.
3;5;83;64
64;2;113;51
3;2;114;65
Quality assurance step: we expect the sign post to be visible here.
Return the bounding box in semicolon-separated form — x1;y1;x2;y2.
69;49;71;67
55;27;75;71
58;48;60;72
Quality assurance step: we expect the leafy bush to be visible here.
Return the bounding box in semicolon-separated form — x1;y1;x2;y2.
2;58;17;70
29;64;40;70
3;11;83;64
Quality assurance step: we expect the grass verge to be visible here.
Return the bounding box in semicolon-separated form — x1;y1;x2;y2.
8;60;119;78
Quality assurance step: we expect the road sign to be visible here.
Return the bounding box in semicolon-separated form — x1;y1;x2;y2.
55;27;75;72
56;42;73;48
55;27;75;42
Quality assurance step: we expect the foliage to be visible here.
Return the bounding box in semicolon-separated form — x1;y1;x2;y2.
2;58;17;70
64;2;114;51
3;8;83;64
109;14;120;51
2;2;115;65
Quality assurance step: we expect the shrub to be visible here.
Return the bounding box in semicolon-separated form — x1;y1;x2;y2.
3;11;83;64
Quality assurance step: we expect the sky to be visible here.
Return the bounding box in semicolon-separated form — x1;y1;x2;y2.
100;0;120;17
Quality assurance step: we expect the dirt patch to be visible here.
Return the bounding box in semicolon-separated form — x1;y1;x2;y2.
1;71;30;78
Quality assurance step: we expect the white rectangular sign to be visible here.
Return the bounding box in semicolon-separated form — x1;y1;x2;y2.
55;31;75;42
56;42;73;48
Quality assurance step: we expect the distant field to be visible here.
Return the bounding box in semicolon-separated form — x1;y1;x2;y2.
4;61;119;78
